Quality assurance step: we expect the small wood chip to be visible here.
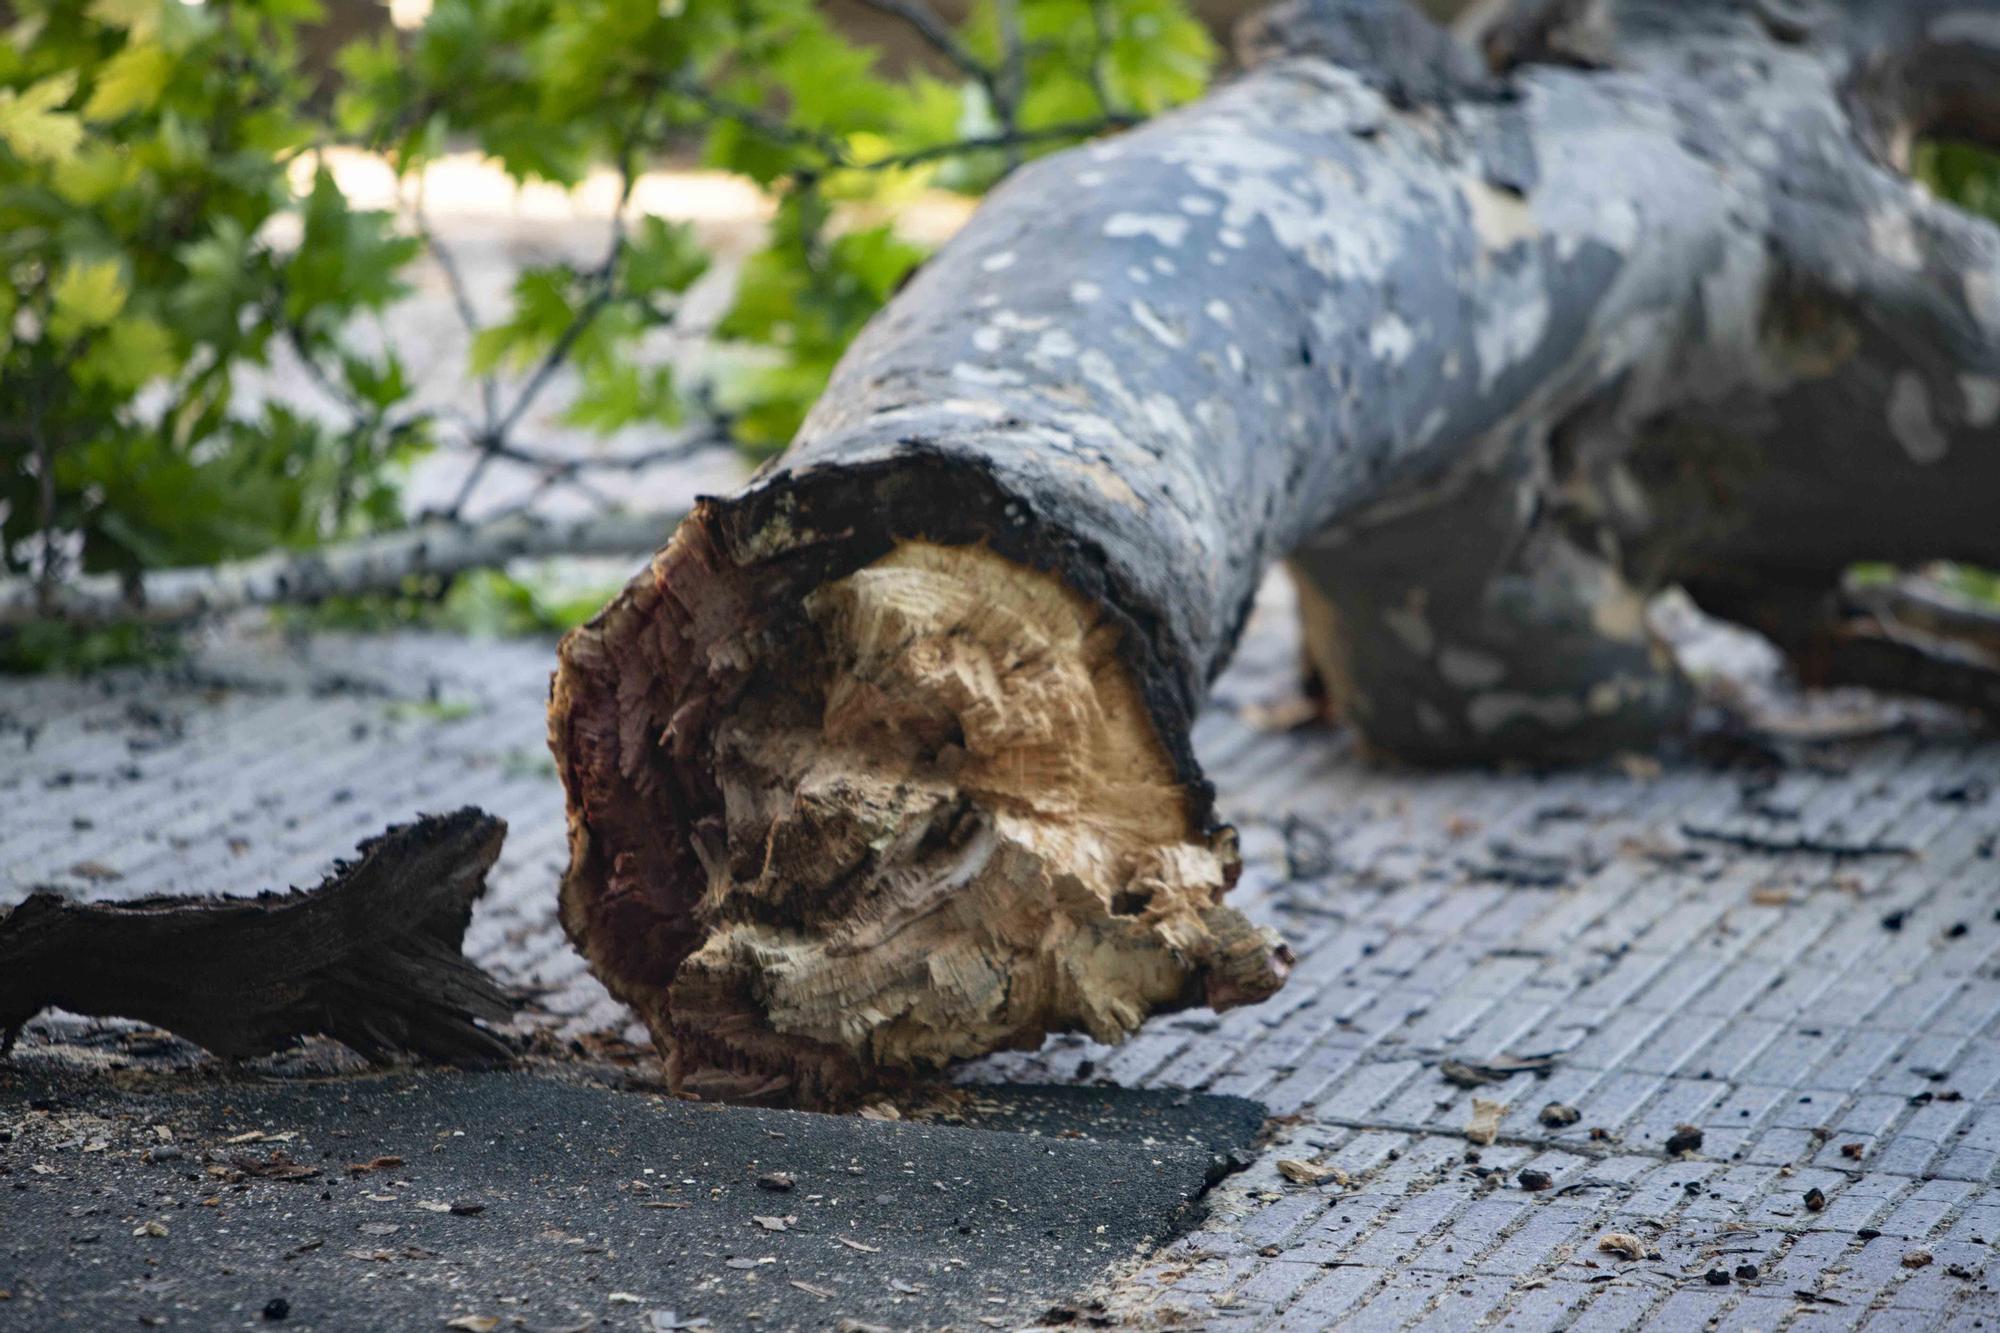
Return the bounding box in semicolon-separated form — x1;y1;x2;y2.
1665;1124;1704;1156
757;1171;795;1192
752;1215;791;1232
888;1279;924;1294
444;1317;500;1332
723;1257;774;1270
133;1220;168;1238
1597;1232;1647;1261
789;1280;834;1299
1904;1250;1934;1269
836;1237;882;1253
347;1156;404;1175
1466;1098;1505;1146
1275;1158;1348;1186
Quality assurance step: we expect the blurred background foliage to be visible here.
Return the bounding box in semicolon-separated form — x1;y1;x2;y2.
2;0;1999;667
1;0;1218;661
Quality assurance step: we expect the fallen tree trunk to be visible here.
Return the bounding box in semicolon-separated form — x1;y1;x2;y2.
551;0;2000;1106
0;810;514;1063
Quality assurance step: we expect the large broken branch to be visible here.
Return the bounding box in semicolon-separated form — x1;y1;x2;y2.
550;0;2000;1106
0;810;514;1063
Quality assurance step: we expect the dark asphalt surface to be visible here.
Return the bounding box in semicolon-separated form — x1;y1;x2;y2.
0;1062;1264;1332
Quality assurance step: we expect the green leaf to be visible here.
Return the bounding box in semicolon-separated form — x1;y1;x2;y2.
621;215;708;297
470;266;578;374
84;41;173;122
51;141;134;203
76;315;178;390
0;72;83;163
49;257;129;342
564;360;679;432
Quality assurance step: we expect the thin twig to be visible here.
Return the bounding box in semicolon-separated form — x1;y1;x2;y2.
410;180;502;440
28;377;57;613
994;0;1028;166
663;73;847;163
851;0;996;89
850;117;1137;173
1679;824;1917;860
1084;0;1123;119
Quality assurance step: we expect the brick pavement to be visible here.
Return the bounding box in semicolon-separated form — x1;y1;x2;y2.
4;575;1998;1328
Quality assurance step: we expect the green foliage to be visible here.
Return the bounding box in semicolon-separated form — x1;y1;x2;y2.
6;0;1215;659
340;0;1214;451
1;0;427;600
1917;139;2000;225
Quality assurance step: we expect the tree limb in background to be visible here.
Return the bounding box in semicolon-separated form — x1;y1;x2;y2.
549;0;2000;1107
0;810;514;1064
0;508;690;628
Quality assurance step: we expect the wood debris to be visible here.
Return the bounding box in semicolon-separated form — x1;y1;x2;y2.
1466;1098;1505;1146
1275;1158;1348;1187
1597;1233;1648;1261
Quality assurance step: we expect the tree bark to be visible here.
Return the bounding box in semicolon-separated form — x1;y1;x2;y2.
0;810;514;1063
550;0;2000;1106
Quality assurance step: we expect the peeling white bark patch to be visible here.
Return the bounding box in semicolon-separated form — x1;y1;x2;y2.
1369;313;1415;364
1130;299;1185;349
1070;281;1103;304
1204;299;1233;326
1468;692;1584;734
1889;372;1949;464
1104;213;1190;247
1868;211;1923;271
1383;596;1435;658
972;326;1004;353
1439;646;1505;690
1460;178;1539;254
981;251;1017;273
1931;12;2000;45
951;363;1026;388
1968;269;2000;331
1474;290;1550;390
1179;194;1218;215
1595;198;1641;252
1033;329;1079;360
1962;375;2000;428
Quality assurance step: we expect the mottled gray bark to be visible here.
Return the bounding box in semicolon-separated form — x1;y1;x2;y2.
552;0;2000;1103
728;0;2000;763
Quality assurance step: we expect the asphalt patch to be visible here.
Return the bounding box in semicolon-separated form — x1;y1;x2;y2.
0;1062;1262;1331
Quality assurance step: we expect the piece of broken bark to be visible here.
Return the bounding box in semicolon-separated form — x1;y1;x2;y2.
0;809;513;1064
550;0;2000;1106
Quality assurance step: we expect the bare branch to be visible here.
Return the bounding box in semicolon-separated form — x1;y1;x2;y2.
851;116;1138;174
851;0;996;89
0;508;689;629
